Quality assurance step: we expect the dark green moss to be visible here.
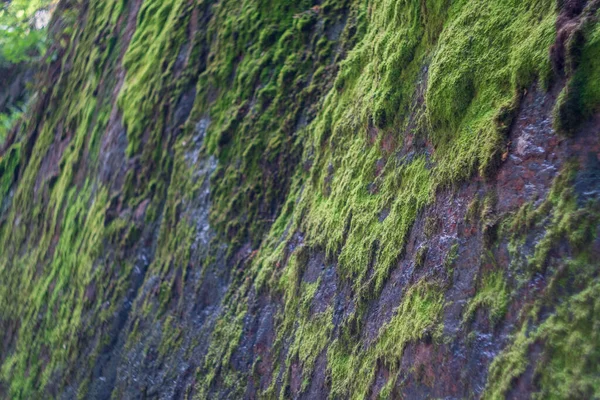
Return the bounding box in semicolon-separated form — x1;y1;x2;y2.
554;8;600;134
0;143;20;207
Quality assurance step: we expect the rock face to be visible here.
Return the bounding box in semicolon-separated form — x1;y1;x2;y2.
0;0;599;399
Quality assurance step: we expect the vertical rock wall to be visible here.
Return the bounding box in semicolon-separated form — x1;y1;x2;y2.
0;0;599;398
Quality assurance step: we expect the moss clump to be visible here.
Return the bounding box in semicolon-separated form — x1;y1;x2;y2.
118;0;191;155
286;308;334;392
463;269;509;325
195;299;248;399
485;278;600;400
414;244;429;269
554;7;600;134
466;195;481;224
426;0;556;181
484;322;532;400
444;241;459;275
524;161;599;271
424;215;442;238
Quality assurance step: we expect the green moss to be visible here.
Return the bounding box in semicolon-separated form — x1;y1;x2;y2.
554;7;600;134
286;308;333;393
466;196;481;224
484;163;600;399
463;269;509;325
0;107;24;144
426;0;555;181
191;0;564;395
524;161;598;271
484;322;532;400
533;279;600;399
0;0;156;396
286;0;558;304
118;0;191;155
195;300;248;399
444;241;459;275
481;191;499;246
485;276;600;400
0;142;20;207
0;184;112;397
158;315;184;358
378;375;399;400
192;0;351;251
2;0;596;397
328;280;444;399
424;215;442;238
256;245;333;397
414;244;429;269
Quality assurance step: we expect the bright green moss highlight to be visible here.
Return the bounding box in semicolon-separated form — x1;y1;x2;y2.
302;155;433;293
426;0;555;179
118;0;190;155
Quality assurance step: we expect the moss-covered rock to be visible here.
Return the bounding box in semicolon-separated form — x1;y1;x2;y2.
0;0;599;398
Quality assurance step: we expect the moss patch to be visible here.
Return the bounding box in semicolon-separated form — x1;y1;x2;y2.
484;164;600;399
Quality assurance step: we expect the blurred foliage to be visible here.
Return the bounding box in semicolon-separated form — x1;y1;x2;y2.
0;0;54;64
0;106;22;142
